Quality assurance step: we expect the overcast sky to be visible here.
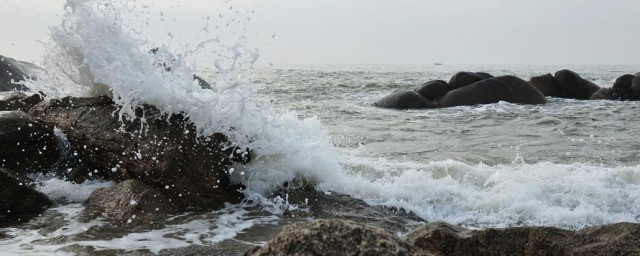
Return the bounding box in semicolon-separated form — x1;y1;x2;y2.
1;0;639;65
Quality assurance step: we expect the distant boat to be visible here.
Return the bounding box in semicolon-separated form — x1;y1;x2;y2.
434;62;442;66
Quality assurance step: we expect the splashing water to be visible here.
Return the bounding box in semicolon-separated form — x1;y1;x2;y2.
23;0;347;204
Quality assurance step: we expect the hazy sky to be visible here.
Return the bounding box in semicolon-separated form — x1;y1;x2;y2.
1;0;639;65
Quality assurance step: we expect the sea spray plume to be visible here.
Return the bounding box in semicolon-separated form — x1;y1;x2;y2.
27;0;350;202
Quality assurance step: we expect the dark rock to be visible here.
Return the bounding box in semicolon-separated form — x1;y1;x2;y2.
0;168;52;225
374;90;436;109
475;72;494;80
589;88;613;100
448;71;488;90
405;222;640;256
193;74;212;89
440;75;547;107
573;222;640;255
611;74;636;100
120;245;225;256
0;55;31;91
29;96;248;210
529;73;560;97
244;219;423;256
83;179;178;226
554;69;601;99
0;92;43;111
278;184;423;233
632;76;640;99
415;80;450;101
0;111;58;173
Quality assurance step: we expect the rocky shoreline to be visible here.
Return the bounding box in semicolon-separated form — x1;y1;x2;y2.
2;54;640;255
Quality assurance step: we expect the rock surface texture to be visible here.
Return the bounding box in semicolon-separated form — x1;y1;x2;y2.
0;110;58;173
83;179;178;225
244;219;424;256
0;168;52;225
30;96;248;209
404;222;640;256
440;75;547;107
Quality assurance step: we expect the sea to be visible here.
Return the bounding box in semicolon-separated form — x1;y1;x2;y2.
1;0;640;255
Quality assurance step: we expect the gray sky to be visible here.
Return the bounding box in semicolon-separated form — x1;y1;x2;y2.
1;0;639;65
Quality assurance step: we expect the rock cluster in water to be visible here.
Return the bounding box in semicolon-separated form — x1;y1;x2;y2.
2;54;640;254
375;70;640;109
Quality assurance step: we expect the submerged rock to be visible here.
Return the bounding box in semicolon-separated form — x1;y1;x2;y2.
0;111;58;173
374;90;436;109
0;55;32;91
529;73;560;97
0;92;43;111
590;87;613;100
554;69;601;100
415;80;450;101
0;168;52;225
83;179;178;226
440;75;547;107
278;185;423;233
244;219;423;256
405;222;640;256
632;76;640;99
611;74;637;100
30;96;249;210
448;71;491;90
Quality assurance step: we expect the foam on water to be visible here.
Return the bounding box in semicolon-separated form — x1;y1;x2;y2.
35;177;113;203
336;150;640;228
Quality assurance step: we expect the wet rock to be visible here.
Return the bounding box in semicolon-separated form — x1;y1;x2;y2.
374;90;436;109
440;75;547;107
475;72;494;80
405;222;640;256
30;96;248;209
554;69;601;100
611;74;636;100
574;222;640;255
278;185;423;233
0;92;43;111
193;74;212;89
529;73;560;97
448;71;490;90
632;76;640;99
0;111;58;173
589;88;613;100
415;80;450;101
83;179;178;226
120;245;225;256
0;168;52;225
244;219;423;256
0;55;31;91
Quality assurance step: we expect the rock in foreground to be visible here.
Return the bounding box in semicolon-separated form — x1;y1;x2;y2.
0;110;58;173
405;222;640;256
83;179;178;226
30;96;248;210
0;92;43;111
0;168;52;225
245;219;424;256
